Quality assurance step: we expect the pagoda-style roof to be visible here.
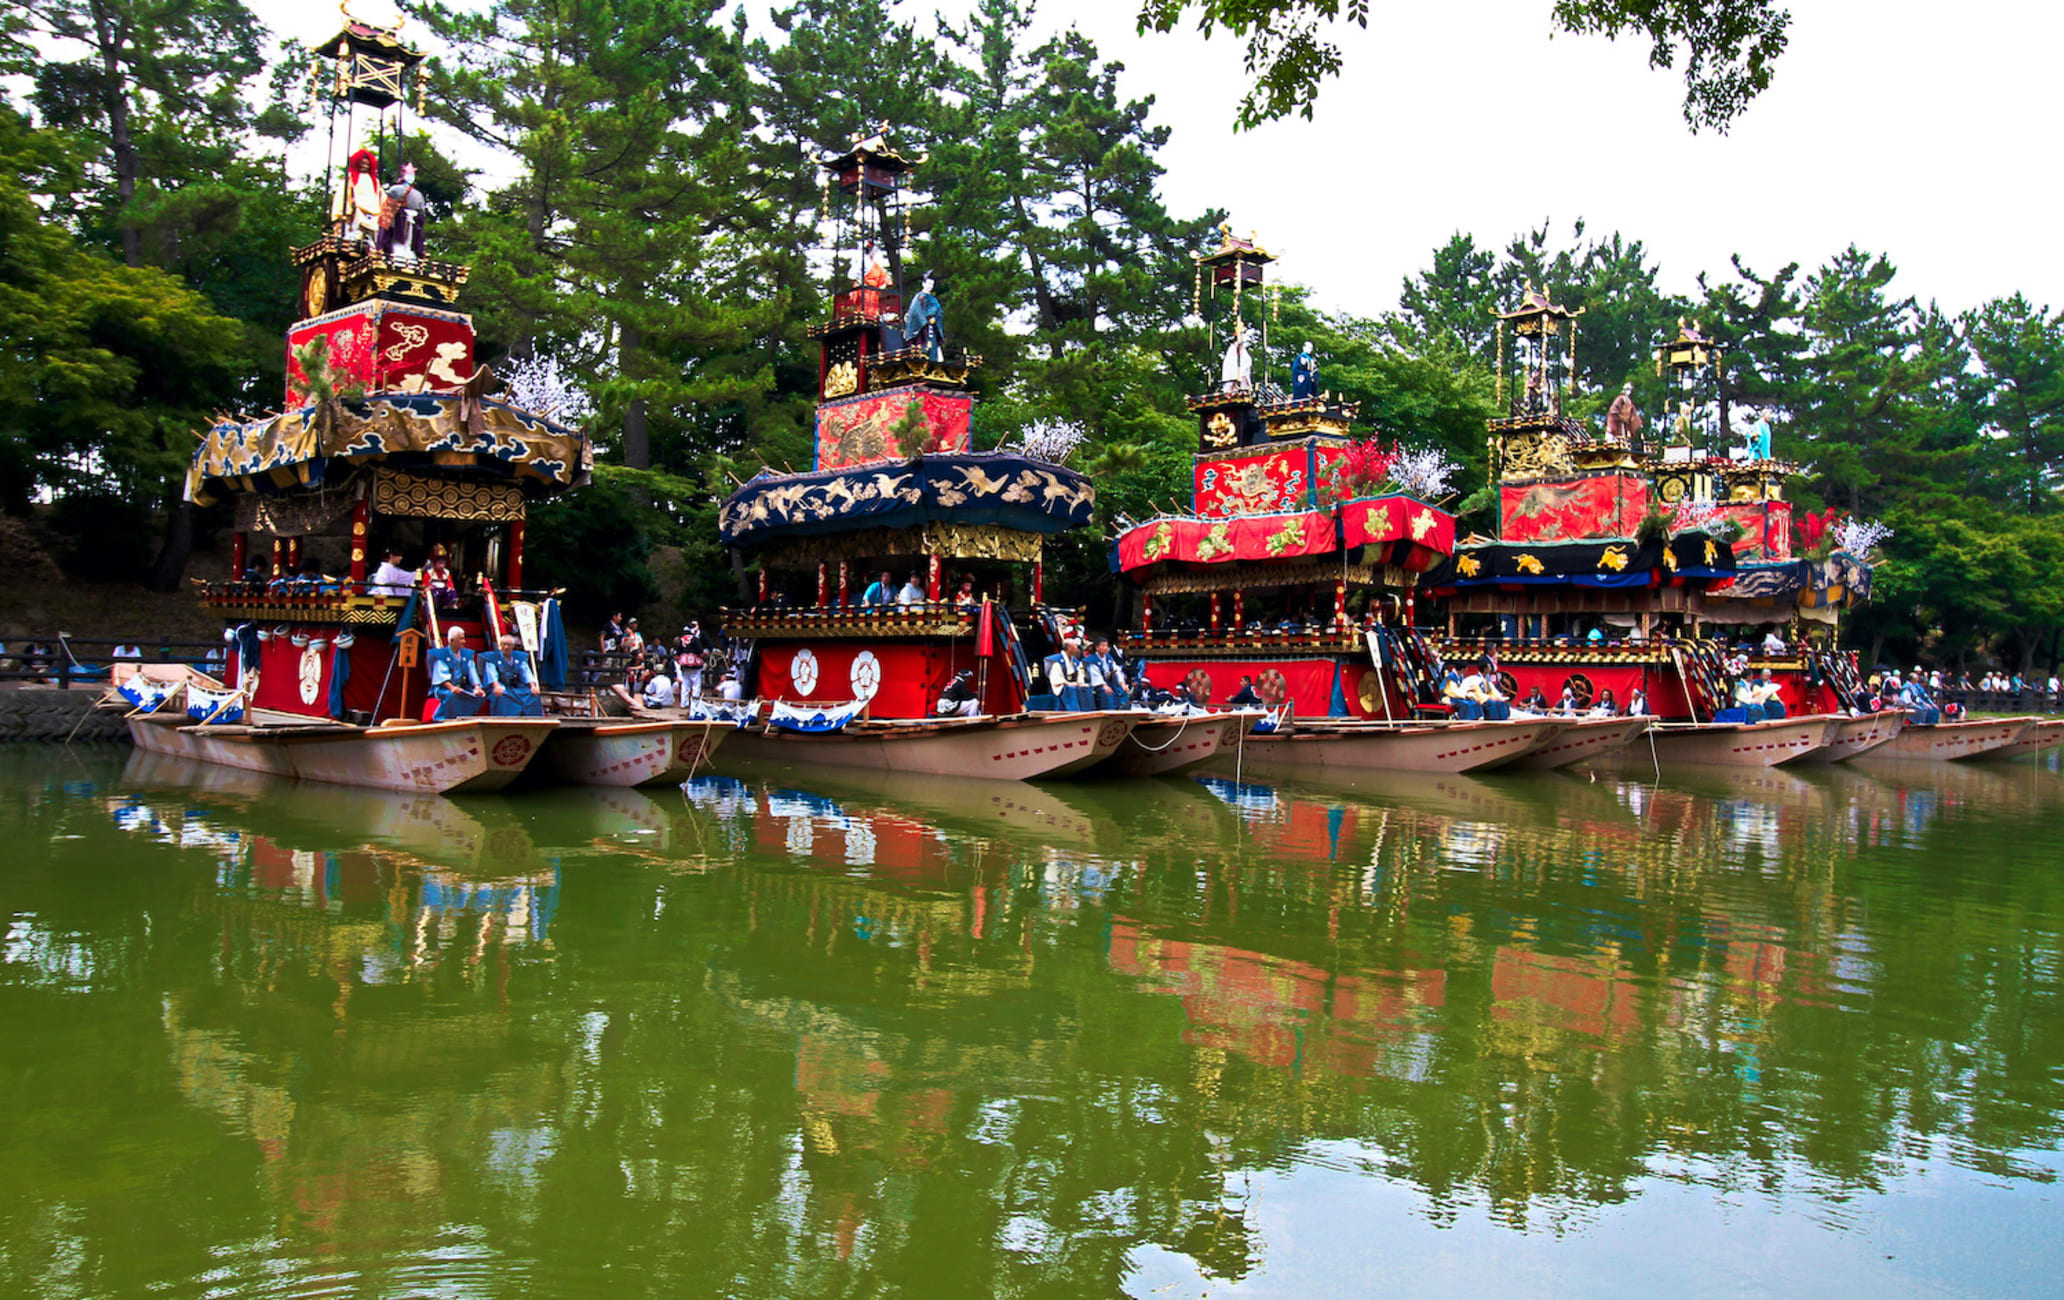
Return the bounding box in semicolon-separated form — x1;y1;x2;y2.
187;391;591;508
822;134;923;177
1495;284;1582;326
1196;221;1275;269
314;17;424;110
718;452;1093;552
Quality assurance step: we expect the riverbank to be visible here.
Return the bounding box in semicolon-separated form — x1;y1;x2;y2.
0;688;127;741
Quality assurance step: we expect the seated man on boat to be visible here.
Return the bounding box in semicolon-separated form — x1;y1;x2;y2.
1088;638;1129;709
1896;673;1943;725
935;670;981;717
1226;675;1263;707
1441;668;1478;719
1591;687;1620;717
427;627;487;720
641;665;675;709
481;633;544;717
1753;668;1787;719
1453;665;1510;721
1044;638;1095;711
1627;686;1650;716
368;545;416;597
1729;674;1767;722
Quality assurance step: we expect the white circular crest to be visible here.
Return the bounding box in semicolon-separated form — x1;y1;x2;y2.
790;647;819;694
850;650;882;701
297;644;324;705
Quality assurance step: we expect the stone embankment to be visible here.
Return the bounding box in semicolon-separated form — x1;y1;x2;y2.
0;688;129;742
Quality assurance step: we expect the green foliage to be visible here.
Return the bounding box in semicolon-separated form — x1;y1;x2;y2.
890;401;930;459
1136;0;1789;131
522;476;659;624
0;108;243;515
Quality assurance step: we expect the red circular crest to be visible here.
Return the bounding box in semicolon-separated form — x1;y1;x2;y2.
675;735;705;765
491;734;534;766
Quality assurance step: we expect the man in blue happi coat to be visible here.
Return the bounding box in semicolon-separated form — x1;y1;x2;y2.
481;632;544;717
1043;637;1094;711
427;626;485;719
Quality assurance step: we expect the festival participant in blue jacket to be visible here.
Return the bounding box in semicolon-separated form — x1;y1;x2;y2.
427;627;485;719
1087;638;1129;710
481;633;544;717
1043;638;1094;711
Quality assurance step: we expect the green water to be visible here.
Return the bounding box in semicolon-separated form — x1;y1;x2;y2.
2;746;2060;1298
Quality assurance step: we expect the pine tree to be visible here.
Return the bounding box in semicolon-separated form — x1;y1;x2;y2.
13;0;265;268
1962;294;2064;513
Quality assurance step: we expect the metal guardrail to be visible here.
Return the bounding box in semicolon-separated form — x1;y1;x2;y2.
0;636;229;689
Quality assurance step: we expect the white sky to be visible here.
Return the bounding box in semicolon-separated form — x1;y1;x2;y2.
254;0;2059;319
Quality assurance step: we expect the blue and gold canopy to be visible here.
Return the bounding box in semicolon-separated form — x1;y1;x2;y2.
719;452;1093;553
187;392;592;507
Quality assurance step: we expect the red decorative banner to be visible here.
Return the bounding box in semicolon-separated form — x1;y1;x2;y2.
286;302;475;408
1716;499;1794;562
1338;495;1456;569
1130;657;1342;717
754;639;1012;719
1499;473;1649;544
1117;510;1337;573
814;386;973;471
1195;444;1322;517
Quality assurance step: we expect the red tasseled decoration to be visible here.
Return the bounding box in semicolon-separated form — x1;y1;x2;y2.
1339;439;1399;496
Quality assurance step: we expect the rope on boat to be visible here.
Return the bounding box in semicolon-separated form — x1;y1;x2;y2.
1123;712;1195;752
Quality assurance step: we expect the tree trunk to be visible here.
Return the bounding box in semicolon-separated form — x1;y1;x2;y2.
149;498;192;593
619;322;649;471
94;3;141;268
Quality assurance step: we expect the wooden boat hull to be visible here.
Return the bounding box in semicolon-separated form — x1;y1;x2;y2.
1504;716;1650;770
1091;713;1249;779
1975;717;2064;760
1204;720;1565;776
127;712;558;793
1789;711;1908;764
542;718;733;787
1864;716;2034;762
1647;716;1838;768
717;712;1140;781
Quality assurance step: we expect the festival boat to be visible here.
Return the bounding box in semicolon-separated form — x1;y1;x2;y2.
1093;710;1260;778
1503;715;1655;770
1214;717;1569;777
1980;717;2064;760
1102;224;1574;775
110;15;734;793
1787;710;1909;764
1864;716;2037;762
1645;716;1838;768
1417;299;1873;765
536;715;733;787
711;136;1134;781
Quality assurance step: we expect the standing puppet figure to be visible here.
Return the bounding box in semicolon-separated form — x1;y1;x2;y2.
905;272;945;362
1605;383;1645;443
339;148;383;246
1748;411;1773;460
379;162;428;263
1220;324;1253;392
1291;341;1318;400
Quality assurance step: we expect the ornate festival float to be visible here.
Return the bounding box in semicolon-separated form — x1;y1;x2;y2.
1417;296;1967;766
1107;226;1599;775
713;135;1150;780
111;12;730;791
